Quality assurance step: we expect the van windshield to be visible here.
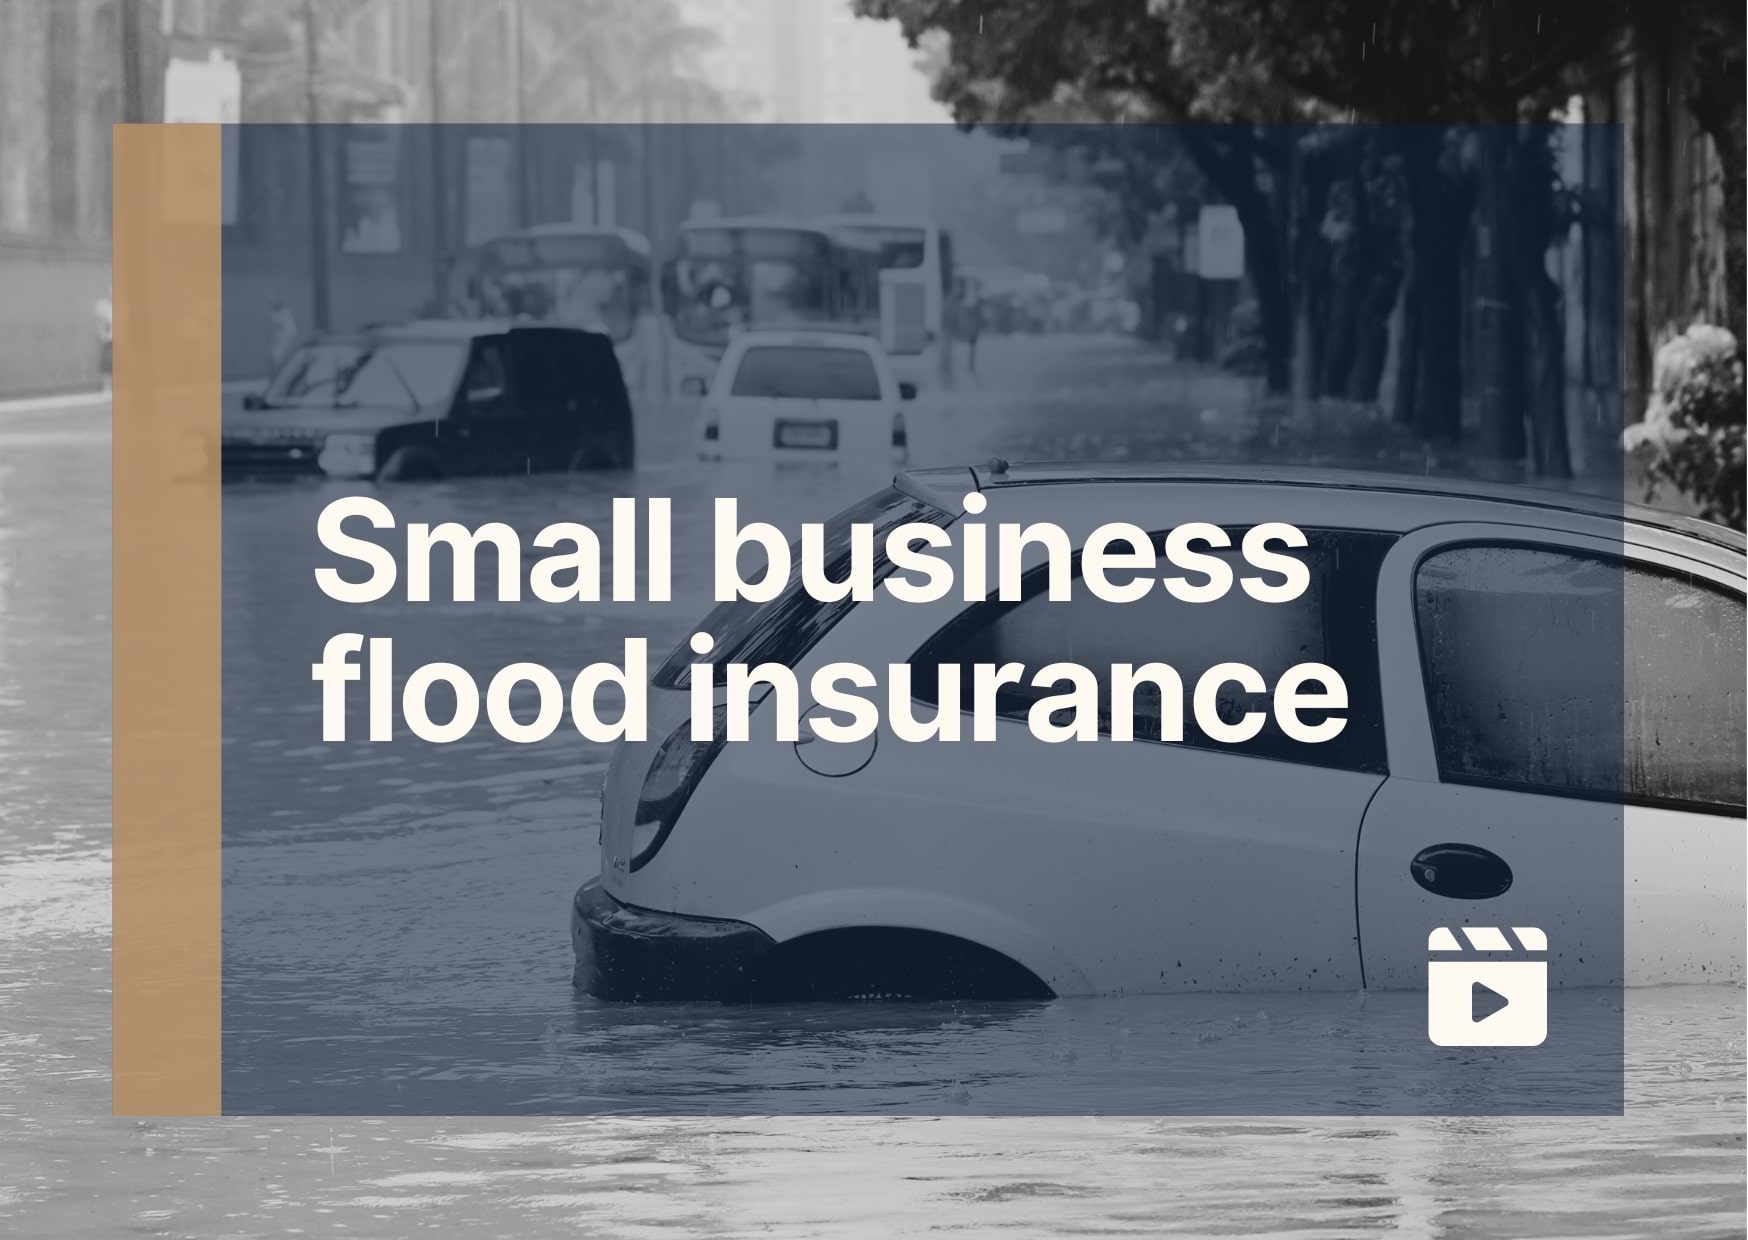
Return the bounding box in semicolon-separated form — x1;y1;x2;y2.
653;486;954;689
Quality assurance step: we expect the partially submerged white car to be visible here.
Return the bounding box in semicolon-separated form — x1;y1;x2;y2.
573;463;1746;1002
689;328;914;464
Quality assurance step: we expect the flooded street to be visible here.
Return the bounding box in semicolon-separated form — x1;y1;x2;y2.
1;340;1744;1236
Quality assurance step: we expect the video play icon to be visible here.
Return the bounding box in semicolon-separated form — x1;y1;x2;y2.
1426;926;1548;1047
1470;979;1510;1022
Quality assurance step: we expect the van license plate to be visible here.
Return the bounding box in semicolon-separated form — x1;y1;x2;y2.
774;419;838;450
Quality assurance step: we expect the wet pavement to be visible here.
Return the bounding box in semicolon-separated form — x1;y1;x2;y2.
0;337;1743;1235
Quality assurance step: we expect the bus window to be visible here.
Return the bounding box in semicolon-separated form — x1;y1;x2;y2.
673;227;843;347
477;233;645;342
835;224;927;269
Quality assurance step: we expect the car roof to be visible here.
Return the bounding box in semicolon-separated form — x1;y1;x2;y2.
896;460;1747;556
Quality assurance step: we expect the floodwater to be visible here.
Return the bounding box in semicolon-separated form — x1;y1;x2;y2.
1;342;1744;1237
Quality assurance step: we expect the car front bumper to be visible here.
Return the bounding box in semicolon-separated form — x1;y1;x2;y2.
571;879;775;1002
221;438;328;477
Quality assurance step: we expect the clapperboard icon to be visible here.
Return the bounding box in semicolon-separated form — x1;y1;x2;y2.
1426;926;1548;1047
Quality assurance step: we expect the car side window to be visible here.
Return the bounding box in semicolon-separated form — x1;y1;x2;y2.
908;529;1394;773
460;339;513;417
1414;544;1745;813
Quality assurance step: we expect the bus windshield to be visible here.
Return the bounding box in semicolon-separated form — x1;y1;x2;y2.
833;223;927;270
476;234;645;342
672;228;838;348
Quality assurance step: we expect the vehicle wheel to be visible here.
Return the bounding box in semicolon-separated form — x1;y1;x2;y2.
376;446;441;482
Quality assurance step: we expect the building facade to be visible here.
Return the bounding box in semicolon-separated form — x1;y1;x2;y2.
0;1;125;396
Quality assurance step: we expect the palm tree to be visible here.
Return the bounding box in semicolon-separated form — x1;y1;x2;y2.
513;0;729;227
519;0;728;124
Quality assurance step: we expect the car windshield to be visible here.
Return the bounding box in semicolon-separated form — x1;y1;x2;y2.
653;486;953;690
729;345;882;400
262;341;467;411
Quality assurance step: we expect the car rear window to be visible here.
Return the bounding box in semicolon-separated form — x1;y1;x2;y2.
730;346;883;400
653;486;952;689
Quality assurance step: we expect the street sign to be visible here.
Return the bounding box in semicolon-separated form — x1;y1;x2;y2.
1196;204;1244;279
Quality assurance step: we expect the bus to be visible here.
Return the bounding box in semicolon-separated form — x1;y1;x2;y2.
451;224;663;398
668;217;882;350
665;215;884;396
817;214;957;390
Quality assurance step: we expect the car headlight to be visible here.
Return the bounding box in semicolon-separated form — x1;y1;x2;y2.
318;433;377;478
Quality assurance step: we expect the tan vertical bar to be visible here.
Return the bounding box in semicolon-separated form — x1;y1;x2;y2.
113;124;223;1116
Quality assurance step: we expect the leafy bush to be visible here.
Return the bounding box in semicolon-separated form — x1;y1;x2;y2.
1623;323;1745;529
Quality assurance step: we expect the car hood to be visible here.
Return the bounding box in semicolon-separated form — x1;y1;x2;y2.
222;405;424;437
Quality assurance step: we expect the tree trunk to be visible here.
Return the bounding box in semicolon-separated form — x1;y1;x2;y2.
1321;235;1361;398
1297;152;1338;400
1181;128;1293;393
1688;8;1746;344
1397;131;1469;441
1348;137;1404;405
1512;127;1572;480
1251;208;1293;395
1523;264;1571;477
1414;233;1464;442
1317;142;1366;399
1347;266;1398;404
1392;255;1422;424
1474;123;1528;469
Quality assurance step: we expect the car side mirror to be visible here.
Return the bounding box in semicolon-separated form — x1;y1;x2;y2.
680;376;708;398
242;392;265;411
898;382;918;401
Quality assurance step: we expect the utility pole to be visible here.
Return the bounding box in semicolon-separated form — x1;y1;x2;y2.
640;85;655;251
429;0;447;308
512;0;531;226
303;0;330;331
120;0;146;123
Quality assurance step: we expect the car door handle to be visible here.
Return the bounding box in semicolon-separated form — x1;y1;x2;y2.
1410;843;1513;900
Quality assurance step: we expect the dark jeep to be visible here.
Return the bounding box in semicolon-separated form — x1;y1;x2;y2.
222;319;634;481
